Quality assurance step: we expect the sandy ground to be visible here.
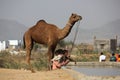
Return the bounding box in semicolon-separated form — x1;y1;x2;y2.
0;68;119;80
0;68;74;80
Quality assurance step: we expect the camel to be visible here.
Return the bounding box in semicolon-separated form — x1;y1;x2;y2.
23;13;82;72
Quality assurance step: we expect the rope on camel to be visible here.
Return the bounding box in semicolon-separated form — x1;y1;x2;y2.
70;20;80;53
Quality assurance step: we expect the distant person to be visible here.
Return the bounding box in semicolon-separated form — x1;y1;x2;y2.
112;52;120;62
99;52;106;62
117;54;120;62
110;53;116;62
115;53;119;61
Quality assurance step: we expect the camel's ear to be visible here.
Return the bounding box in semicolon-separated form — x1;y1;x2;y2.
72;13;74;16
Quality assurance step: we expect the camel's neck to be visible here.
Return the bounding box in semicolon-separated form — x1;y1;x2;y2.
58;21;75;40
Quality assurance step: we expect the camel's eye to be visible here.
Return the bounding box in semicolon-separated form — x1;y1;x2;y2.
73;16;76;18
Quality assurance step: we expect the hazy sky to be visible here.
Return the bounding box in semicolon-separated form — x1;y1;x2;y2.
0;0;120;29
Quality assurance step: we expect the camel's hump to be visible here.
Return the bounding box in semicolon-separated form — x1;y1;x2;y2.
36;20;46;25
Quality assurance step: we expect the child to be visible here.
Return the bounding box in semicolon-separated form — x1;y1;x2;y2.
51;49;64;70
51;49;70;70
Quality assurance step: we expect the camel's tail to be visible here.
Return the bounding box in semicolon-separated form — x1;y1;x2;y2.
23;35;26;49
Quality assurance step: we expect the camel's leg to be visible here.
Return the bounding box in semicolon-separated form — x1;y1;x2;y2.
25;35;35;73
47;45;56;70
26;44;35;73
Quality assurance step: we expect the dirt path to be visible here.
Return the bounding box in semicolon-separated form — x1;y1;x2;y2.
0;68;74;80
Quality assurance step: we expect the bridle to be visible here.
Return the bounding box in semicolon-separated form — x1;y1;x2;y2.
70;20;80;53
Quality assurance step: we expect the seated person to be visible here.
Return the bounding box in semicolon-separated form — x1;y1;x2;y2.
110;53;116;62
117;54;120;62
99;52;106;62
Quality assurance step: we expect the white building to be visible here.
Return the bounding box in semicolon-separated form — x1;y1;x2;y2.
9;40;19;49
0;41;6;51
0;40;22;51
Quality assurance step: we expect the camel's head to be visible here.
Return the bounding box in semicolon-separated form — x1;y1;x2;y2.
69;13;82;24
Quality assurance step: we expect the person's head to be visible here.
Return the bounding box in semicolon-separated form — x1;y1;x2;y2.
118;54;120;58
112;53;115;56
63;50;70;57
101;52;103;55
55;49;64;55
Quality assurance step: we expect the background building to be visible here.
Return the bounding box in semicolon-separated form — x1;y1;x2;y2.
93;36;117;53
0;40;22;51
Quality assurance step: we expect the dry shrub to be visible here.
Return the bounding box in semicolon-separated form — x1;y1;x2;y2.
0;50;48;71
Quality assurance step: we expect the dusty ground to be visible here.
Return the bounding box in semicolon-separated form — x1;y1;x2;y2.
0;68;74;80
0;68;119;80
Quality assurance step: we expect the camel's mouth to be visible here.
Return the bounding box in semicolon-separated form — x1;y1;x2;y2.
75;15;82;22
79;16;82;20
